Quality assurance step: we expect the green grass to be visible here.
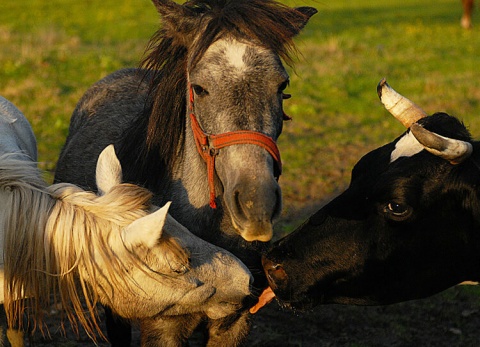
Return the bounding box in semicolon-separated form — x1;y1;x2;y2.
1;0;480;234
0;0;158;173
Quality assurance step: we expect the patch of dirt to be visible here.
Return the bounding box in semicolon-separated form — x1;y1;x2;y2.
5;285;480;346
247;285;480;347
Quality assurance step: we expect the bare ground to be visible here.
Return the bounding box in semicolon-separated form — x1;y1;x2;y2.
4;284;480;346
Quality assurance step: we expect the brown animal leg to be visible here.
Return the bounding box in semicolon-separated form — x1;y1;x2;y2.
206;310;251;347
461;0;474;28
6;328;24;347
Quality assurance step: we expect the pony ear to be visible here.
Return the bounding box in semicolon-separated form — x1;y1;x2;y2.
151;0;187;16
96;145;123;195
122;202;171;249
291;7;317;35
151;0;198;38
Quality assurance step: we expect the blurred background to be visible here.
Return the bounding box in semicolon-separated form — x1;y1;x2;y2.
1;0;480;345
2;0;480;235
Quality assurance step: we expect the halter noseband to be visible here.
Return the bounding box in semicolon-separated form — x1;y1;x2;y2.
189;84;284;208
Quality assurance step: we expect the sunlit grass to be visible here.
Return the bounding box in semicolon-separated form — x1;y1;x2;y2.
0;0;158;173
1;0;479;233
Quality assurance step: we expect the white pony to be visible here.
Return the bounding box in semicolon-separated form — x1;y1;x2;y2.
0;96;252;346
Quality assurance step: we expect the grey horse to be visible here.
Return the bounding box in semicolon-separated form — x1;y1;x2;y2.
54;0;316;345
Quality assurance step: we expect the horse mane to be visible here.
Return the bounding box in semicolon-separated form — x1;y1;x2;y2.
120;0;310;187
1;154;154;340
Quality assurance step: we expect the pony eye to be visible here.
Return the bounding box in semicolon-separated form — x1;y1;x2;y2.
192;84;208;97
171;262;189;275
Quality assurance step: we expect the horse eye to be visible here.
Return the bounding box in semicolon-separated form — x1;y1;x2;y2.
384;202;412;220
172;263;189;275
168;256;190;275
192;84;208;97
278;80;289;93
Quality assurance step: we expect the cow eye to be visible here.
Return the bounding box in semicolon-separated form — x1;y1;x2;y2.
192;84;208;97
383;202;412;221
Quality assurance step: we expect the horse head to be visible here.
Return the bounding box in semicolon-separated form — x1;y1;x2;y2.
145;0;317;242
85;145;253;320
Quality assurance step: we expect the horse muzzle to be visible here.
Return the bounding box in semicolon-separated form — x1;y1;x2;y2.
224;171;282;242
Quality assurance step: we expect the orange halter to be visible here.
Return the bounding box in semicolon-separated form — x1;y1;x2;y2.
189;84;284;208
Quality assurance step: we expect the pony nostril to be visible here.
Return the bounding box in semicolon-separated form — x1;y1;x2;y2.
272;185;282;220
248;273;254;288
232;184;281;222
227;181;281;241
233;189;246;219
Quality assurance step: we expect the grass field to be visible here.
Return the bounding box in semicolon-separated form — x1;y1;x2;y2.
2;0;480;345
2;0;480;234
0;0;480;235
1;0;479;220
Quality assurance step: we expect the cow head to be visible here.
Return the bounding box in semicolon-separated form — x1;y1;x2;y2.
262;79;480;310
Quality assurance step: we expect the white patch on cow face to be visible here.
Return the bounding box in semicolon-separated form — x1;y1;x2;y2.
390;131;424;163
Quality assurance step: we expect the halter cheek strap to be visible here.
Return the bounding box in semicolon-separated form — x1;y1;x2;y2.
189;85;283;208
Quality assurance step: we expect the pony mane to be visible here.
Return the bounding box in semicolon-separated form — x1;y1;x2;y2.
120;0;310;188
1;154;155;340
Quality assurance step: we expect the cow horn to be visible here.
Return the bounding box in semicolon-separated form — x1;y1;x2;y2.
377;78;428;128
410;123;473;164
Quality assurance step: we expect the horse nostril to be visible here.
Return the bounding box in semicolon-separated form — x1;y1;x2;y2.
272;185;282;220
262;256;288;289
233;189;243;215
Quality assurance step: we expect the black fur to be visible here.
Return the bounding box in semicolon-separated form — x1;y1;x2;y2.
264;113;480;309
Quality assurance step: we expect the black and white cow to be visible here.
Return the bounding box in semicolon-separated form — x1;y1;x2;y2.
261;79;480;310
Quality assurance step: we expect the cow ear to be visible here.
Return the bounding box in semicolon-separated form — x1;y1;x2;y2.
122;202;171;249
96;145;122;195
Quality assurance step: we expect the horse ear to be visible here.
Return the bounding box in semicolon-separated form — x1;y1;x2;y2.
96;145;123;195
151;0;198;39
122;202;171;249
151;0;187;14
291;7;317;34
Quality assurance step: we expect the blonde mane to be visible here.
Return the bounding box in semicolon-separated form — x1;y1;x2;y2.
1;154;155;340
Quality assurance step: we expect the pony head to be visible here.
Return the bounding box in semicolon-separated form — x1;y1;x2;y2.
87;145;253;320
4;145;252;339
140;0;317;242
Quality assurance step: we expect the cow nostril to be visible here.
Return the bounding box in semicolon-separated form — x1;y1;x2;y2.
262;256;288;288
269;264;287;282
262;256;275;270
